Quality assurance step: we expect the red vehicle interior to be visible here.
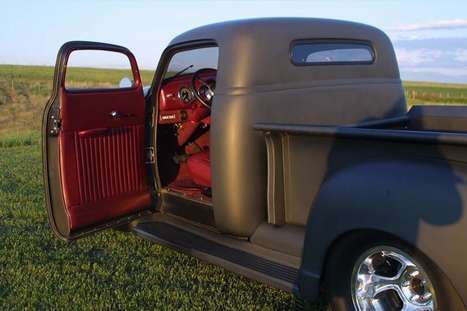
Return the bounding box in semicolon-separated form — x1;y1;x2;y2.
157;70;216;200
57;57;215;231
59;80;151;230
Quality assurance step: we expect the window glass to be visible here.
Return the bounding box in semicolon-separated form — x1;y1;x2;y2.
165;47;219;79
65;50;135;90
291;41;375;65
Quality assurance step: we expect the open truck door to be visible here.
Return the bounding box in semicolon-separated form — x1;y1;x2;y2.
42;41;156;240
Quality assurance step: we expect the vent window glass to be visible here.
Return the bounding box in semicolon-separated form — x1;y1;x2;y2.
165;47;219;79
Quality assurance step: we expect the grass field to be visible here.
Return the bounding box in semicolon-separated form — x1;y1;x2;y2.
0;64;466;309
0;133;304;309
403;81;467;105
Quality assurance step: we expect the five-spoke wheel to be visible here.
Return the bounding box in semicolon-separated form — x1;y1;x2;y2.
322;234;463;311
351;246;435;310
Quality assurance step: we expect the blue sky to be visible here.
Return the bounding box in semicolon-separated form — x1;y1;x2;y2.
2;0;467;83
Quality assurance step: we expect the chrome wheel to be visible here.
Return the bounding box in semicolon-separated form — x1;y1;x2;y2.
351;246;436;311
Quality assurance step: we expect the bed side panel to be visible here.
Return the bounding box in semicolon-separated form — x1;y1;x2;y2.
263;131;467;304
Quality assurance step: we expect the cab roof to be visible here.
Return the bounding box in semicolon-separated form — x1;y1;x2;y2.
169;18;399;92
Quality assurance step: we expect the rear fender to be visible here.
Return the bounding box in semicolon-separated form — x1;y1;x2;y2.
298;159;467;304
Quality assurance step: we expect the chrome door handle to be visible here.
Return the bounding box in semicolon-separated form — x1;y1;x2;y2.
109;111;120;118
109;111;134;119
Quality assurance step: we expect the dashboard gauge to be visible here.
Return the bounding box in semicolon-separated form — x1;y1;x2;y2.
178;87;194;103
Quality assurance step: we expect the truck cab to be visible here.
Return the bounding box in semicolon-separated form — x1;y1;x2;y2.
43;18;467;310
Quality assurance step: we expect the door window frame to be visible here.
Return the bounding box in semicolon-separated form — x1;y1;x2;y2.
147;40;219;191
59;45;142;95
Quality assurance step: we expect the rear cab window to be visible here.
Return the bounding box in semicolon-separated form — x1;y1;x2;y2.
291;40;375;65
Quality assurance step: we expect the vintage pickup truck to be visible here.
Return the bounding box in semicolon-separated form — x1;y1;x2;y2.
42;18;467;310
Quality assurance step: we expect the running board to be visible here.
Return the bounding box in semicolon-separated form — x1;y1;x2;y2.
132;221;299;291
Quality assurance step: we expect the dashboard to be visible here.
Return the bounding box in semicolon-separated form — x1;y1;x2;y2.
158;71;216;125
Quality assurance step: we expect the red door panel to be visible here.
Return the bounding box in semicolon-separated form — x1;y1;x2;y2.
60;124;149;230
43;41;154;238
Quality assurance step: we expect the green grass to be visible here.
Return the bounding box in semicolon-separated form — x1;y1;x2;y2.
0;65;307;309
0;135;306;309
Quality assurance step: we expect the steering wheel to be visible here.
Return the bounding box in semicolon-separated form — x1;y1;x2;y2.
191;68;217;109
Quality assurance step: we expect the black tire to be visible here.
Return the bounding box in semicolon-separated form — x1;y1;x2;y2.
322;232;464;311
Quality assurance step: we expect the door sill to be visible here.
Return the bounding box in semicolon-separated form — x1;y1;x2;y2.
131;214;299;292
160;191;216;228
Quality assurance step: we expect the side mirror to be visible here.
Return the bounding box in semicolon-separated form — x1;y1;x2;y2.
119;77;133;88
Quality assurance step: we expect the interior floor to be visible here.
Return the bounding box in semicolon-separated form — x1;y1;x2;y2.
167;161;212;201
158;121;212;203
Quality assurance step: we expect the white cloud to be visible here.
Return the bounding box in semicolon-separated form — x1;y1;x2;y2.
395;19;467;31
394;41;467;71
400;67;467;77
454;49;467;62
395;48;443;66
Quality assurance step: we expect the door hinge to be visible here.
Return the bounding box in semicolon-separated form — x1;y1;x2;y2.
145;146;155;164
48;107;61;136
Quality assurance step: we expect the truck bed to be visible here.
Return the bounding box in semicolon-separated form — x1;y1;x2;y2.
254;105;467;227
